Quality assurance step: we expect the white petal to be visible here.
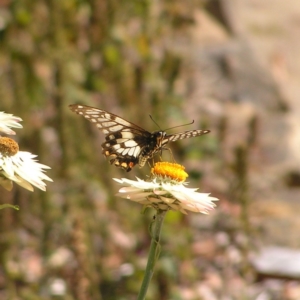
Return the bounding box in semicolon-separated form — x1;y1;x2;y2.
159;196;176;204
125;192;152;200
13;175;34;191
0;112;23;135
153;190;168;196
0;151;52;192
118;187;141;193
115;192;151;200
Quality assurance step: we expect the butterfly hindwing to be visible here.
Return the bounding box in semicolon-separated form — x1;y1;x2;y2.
69;104;152;171
101;130;148;171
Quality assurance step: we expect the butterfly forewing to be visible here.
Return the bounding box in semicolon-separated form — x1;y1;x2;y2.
69;104;210;171
166;129;210;142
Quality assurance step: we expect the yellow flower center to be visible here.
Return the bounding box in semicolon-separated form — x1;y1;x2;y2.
151;162;188;182
0;137;19;156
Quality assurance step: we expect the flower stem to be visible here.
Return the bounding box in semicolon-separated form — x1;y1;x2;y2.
137;209;167;300
0;204;19;210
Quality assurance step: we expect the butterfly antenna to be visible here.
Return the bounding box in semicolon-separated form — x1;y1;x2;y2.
163;120;195;131
149;115;162;130
149;115;195;132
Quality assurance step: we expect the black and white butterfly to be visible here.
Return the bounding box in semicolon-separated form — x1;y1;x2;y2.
69;104;210;172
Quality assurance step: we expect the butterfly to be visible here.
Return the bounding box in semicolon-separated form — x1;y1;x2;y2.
69;104;210;172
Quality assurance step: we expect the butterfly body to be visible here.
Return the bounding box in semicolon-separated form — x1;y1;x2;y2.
69;104;209;172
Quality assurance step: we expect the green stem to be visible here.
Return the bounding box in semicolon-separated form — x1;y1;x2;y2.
137;209;167;300
0;204;19;210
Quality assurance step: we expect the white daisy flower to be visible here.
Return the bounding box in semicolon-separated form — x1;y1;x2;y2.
114;162;218;214
0;112;23;135
0;137;52;191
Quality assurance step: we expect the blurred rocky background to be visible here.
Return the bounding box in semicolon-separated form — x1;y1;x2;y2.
1;0;300;299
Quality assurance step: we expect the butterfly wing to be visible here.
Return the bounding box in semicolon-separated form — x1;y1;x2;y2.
69;104;152;171
165;129;210;143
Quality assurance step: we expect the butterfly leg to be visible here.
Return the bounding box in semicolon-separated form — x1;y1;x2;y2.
147;157;155;169
162;147;176;163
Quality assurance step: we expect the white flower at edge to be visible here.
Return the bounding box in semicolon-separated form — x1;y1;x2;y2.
114;176;218;215
0;137;52;192
0;112;23;135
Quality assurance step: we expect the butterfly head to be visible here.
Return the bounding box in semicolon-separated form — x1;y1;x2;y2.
152;131;168;148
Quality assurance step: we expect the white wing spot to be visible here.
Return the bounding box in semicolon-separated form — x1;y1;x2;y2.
85;111;97;115
102;122;115;127
122;148;130;155
124;140;137;147
127;148;134;156
114;116;131;126
116;138;128;143
97;118;108;122
113;144;121;150
128;147;141;157
110;125;123;131
133;146;141;157
120;132;135;139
